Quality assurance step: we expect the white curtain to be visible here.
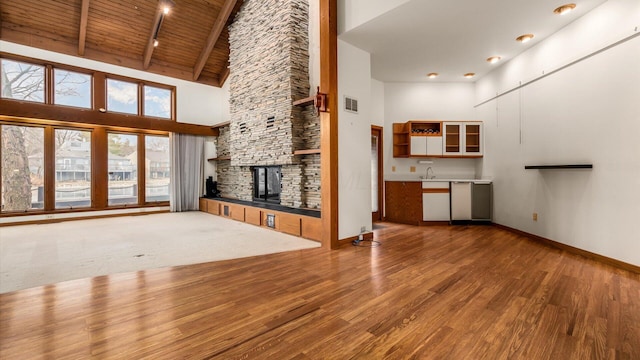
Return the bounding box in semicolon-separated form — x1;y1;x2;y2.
170;133;205;212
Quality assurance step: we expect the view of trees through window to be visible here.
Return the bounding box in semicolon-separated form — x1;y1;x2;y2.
54;69;91;108
1;56;173;213
1;59;45;102
1;125;44;212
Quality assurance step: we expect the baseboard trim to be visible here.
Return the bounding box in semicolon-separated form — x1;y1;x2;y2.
494;223;640;274
339;231;374;248
0;209;170;227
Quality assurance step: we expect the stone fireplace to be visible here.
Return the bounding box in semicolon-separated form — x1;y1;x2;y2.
214;0;320;209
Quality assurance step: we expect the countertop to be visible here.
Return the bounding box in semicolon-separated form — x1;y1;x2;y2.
385;175;492;184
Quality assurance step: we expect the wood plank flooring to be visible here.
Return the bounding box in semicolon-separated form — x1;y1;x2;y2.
1;223;639;359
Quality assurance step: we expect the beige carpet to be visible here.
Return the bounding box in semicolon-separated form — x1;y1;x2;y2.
0;211;320;294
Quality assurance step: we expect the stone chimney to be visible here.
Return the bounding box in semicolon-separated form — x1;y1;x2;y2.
216;0;320;209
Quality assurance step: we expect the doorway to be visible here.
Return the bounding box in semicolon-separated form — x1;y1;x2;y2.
371;126;383;222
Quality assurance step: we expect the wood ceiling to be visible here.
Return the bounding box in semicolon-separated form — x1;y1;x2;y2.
0;0;244;87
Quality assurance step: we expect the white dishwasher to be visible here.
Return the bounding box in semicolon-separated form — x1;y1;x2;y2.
450;182;472;220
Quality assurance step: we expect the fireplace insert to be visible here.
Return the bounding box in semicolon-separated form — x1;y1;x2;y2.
252;166;281;203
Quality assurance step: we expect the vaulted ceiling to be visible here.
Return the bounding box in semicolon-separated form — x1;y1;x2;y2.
0;0;244;87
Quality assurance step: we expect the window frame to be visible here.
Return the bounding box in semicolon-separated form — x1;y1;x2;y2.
0;118;170;217
0;53;177;121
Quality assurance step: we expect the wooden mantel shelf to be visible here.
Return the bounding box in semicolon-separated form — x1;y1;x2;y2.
293;149;321;155
293;96;315;106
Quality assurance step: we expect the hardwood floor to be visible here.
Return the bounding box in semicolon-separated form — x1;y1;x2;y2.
1;223;639;359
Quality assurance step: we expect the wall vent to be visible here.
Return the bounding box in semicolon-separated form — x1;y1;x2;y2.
344;96;358;113
239;122;247;133
266;116;275;129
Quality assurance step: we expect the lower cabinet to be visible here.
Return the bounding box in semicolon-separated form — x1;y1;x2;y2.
422;182;450;221
200;198;321;242
385;181;422;225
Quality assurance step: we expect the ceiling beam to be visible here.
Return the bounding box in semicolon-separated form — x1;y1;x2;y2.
78;0;91;56
1;25;221;87
143;4;165;70
192;0;238;81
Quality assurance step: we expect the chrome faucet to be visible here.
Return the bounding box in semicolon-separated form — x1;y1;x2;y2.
426;167;435;179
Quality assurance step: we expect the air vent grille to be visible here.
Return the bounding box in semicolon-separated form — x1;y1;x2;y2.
345;96;358;113
239;122;247;133
266;116;275;129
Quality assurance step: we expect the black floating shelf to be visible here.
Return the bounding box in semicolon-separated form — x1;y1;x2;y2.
525;164;593;170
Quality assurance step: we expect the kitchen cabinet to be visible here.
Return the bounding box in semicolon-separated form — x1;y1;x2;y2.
442;122;483;157
422;182;450;221
394;121;443;157
410;136;443;157
392;123;410;158
385;181;422;225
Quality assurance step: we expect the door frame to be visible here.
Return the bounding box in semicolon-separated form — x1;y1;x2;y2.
371;125;384;222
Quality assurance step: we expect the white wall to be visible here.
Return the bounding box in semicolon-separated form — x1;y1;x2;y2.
383;82;478;180
0;41;229;126
476;0;640;266
337;40;373;239
338;0;411;34
370;79;385;127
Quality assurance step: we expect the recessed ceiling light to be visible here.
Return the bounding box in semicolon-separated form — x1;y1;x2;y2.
163;6;171;14
486;56;501;64
516;34;535;43
554;3;576;15
464;73;475;78
427;72;438;78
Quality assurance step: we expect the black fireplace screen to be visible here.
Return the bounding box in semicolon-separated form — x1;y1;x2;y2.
253;166;281;203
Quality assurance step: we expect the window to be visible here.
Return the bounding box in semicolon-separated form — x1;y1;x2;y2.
0;59;45;103
144;86;172;119
1;125;45;212
108;133;138;206
54;69;92;108
2;55;175;121
107;78;138;115
145;136;170;202
55;129;91;209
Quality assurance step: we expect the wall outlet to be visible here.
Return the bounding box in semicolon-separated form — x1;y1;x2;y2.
45;214;54;220
532;212;538;221
392;166;396;172
410;166;416;173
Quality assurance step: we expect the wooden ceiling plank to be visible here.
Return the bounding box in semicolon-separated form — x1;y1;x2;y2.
143;4;164;69
78;0;91;56
192;0;238;81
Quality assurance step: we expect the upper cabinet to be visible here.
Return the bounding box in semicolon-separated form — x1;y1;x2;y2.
408;121;442;157
394;120;483;158
443;122;483;157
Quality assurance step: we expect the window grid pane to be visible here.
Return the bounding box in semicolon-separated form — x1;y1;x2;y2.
1;59;45;103
55;129;92;209
107;79;138;115
145;136;170;202
144;86;172;119
108;133;138;206
1;125;45;212
54;69;92;108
